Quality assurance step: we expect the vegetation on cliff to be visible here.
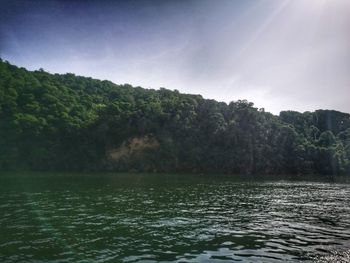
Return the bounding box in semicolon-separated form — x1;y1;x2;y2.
1;59;349;175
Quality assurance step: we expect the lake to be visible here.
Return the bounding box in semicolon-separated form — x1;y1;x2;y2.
0;173;349;262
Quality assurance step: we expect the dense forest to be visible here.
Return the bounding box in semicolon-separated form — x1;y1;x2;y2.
0;59;349;175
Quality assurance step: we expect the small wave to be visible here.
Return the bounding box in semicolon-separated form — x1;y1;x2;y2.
313;250;350;263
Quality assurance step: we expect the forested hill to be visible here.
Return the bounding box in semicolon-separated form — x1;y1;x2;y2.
1;59;350;175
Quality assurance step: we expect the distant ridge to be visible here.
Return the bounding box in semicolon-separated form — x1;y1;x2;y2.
0;59;349;175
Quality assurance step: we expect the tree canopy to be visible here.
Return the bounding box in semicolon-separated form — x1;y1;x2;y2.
1;59;350;175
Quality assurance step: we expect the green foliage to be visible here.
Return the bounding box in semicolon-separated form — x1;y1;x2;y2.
0;60;349;175
318;131;336;148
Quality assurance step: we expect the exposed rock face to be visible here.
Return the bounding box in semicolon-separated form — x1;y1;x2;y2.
108;136;159;161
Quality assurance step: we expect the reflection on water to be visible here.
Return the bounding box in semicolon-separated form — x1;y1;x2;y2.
0;173;350;262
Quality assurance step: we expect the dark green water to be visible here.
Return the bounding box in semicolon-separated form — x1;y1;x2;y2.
0;173;350;263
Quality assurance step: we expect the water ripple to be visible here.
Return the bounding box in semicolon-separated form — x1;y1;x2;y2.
0;175;349;262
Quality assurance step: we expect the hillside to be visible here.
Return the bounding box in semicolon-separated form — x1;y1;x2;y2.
0;59;349;175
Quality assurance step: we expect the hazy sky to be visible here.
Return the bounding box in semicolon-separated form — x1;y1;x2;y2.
1;0;349;114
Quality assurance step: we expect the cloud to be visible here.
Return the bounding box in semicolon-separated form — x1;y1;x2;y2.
1;0;349;114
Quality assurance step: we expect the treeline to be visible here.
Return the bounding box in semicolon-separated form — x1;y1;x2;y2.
0;59;349;175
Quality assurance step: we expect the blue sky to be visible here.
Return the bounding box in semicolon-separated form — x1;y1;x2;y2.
1;0;349;114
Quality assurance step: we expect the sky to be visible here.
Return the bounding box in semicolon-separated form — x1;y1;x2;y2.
0;0;349;114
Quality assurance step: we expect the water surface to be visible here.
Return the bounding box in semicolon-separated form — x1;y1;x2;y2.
0;173;349;262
